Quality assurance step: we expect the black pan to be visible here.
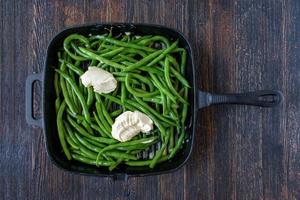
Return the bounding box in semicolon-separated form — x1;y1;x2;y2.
25;23;283;180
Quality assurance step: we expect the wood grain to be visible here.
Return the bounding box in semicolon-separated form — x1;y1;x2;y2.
0;0;299;199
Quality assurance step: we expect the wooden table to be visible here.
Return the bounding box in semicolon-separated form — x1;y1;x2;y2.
1;0;299;199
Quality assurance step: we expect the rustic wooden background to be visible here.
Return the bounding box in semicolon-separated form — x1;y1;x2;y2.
1;0;299;199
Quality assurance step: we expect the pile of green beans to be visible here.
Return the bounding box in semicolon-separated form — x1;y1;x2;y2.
54;31;190;170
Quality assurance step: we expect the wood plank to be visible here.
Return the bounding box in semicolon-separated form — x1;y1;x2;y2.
0;0;299;199
285;0;300;199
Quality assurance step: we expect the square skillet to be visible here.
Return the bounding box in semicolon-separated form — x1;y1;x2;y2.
26;23;196;180
26;23;282;180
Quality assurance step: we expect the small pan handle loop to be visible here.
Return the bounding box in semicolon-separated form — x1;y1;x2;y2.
25;73;43;128
198;90;283;109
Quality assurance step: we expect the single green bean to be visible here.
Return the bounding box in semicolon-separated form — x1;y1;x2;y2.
180;49;187;75
87;87;94;108
110;109;123;118
121;82;126;110
55;97;61;113
56;101;71;160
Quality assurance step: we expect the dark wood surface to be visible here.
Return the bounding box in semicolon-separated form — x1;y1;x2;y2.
1;0;299;199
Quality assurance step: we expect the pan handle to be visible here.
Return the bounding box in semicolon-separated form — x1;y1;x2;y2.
25;73;43;128
197;90;283;109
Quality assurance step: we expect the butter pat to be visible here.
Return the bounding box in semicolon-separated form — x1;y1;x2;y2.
80;66;117;94
112;111;153;142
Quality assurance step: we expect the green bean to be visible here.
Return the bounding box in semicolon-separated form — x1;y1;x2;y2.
101;37;155;52
95;101;112;133
109;158;123;171
67;115;116;144
168;127;175;152
115;76;139;85
180;50;187;75
121;82;126;110
98;136;158;155
68;69;81;110
181;87;189;125
56;32;190;169
161;92;167;115
56;101;71;160
56;69;91;123
142;96;162;104
106;151;137;160
146;40;178;67
63;34;89;61
116;143;155;151
85;137;106;148
164;58;189;104
149;73;176;103
72;154;114;166
167;55;180;71
133;96;176;127
122;48;147;57
125;99;167;140
90;124;104;135
66;136;79;150
64;122;80;146
170;66;190;88
100;47;125;58
59;61;77;115
137;35;170;47
93;111;111;138
100;94;135;111
81;119;93;135
130;73;154;91
139;65;164;74
100;98;113;125
79;47;125;69
63;60;84;75
150;128;171;168
54;72;60;97
125;74;159;98
55;97;61;113
65;80;79;111
119;54;138;63
87;87;94;108
110;109;123;118
123;49;163;71
172;48;186;52
130;35;152;43
168;128;185;159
